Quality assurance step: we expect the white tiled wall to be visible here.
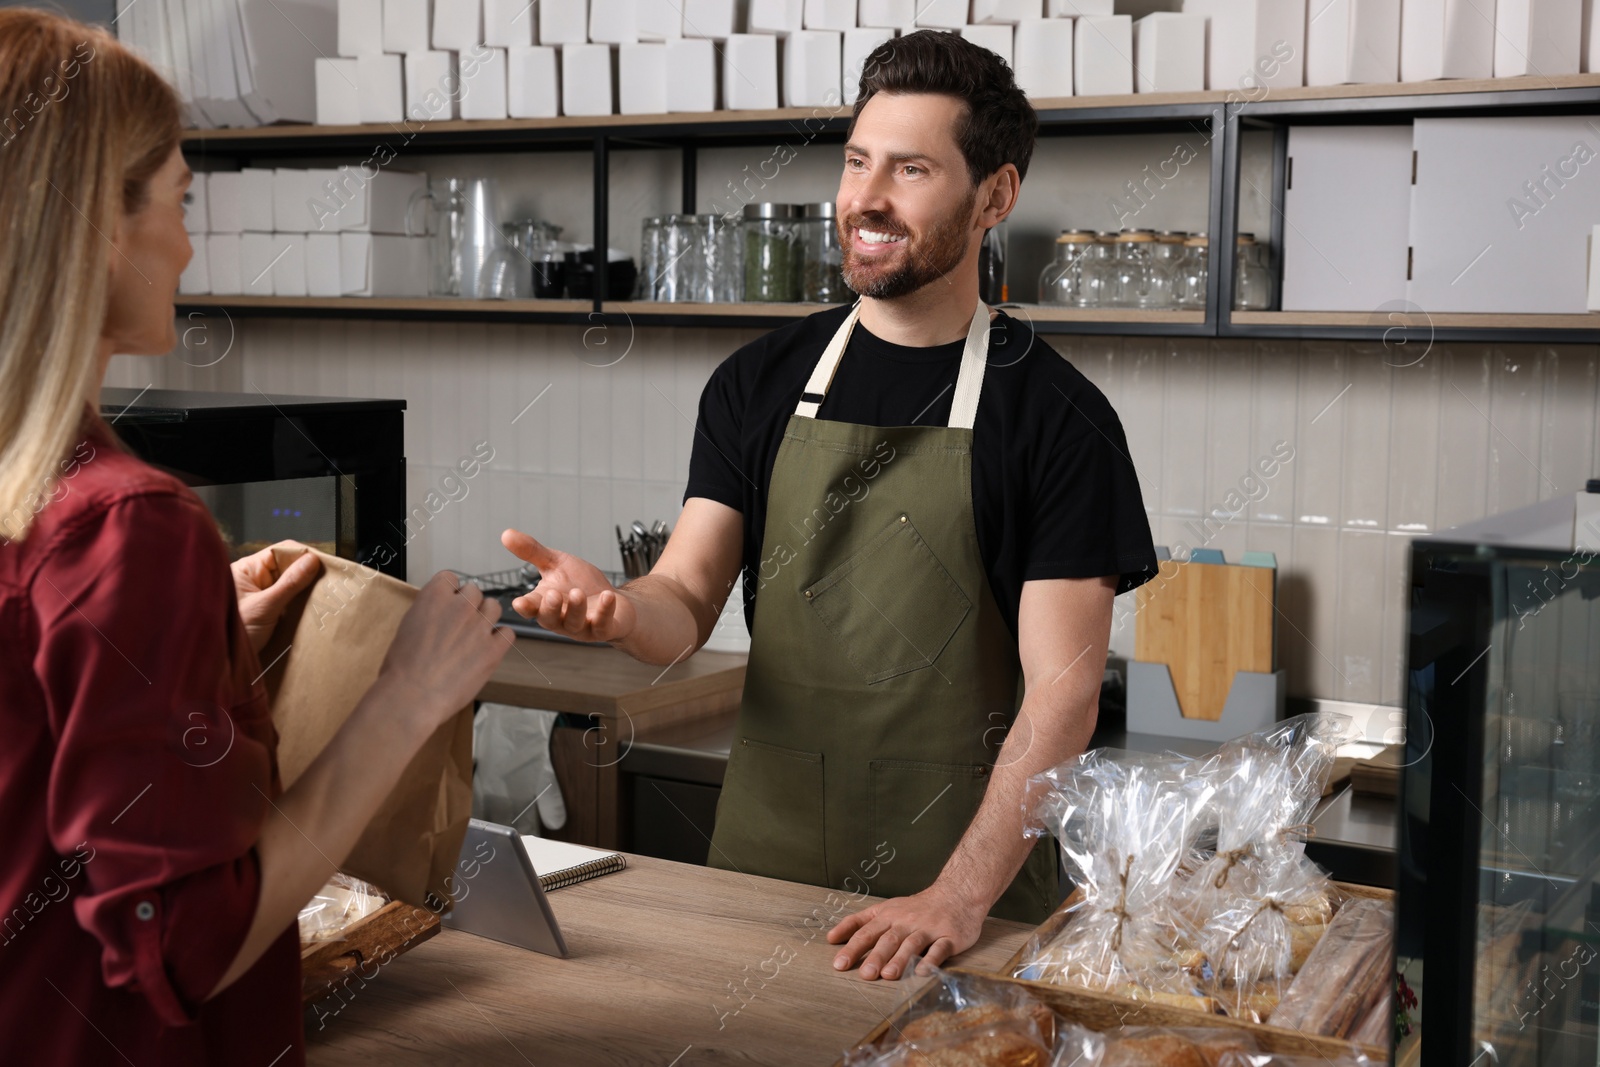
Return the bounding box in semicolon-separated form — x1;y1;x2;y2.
108;327;1600;706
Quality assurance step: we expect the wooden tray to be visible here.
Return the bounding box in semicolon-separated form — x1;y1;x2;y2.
839;967;1386;1065
301;899;441;1005
1351;745;1404;798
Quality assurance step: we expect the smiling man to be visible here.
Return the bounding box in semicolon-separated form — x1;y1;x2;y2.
501;31;1157;981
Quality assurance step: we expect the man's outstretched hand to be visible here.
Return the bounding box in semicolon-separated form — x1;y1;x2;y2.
825;885;986;981
500;528;637;643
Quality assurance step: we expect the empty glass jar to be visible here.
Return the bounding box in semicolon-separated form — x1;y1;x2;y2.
1038;230;1097;306
1107;229;1159;308
1173;233;1209;311
797;202;847;303
1075;231;1118;308
1234;232;1273;311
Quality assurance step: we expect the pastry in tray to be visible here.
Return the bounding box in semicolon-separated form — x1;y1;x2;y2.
1102;1027;1259;1067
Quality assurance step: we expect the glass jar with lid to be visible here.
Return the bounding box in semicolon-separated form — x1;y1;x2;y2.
742;203;801;303
1077;231;1119;308
1038;229;1096;306
1172;233;1209;311
1147;230;1187;310
796;202;847;303
703;212;743;303
1233;232;1272;311
1108;229;1158;308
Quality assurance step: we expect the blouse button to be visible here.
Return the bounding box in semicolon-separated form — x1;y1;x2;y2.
135;901;155;921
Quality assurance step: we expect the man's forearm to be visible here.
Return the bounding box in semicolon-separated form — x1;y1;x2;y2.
933;695;1098;912
611;571;720;665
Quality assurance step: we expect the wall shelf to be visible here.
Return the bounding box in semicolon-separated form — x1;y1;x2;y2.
177;76;1600;344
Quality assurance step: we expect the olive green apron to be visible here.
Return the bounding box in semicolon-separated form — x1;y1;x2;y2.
706;298;1057;923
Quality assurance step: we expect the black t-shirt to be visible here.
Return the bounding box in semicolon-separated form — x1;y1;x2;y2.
686;304;1159;638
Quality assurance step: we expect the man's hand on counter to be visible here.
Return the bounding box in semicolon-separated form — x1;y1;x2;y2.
501;528;638;643
825;884;985;981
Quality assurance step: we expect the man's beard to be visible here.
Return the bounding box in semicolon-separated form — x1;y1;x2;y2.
838;186;977;301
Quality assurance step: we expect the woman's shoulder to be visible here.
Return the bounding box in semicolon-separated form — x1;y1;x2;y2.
1;420;218;582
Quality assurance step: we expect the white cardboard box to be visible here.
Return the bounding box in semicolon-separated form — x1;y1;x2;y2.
666;37;718;110
358;52;406;122
1133;12;1205;92
1181;0;1305;91
1280;125;1411;311
508;45;560;116
483;0;534;47
844;26;895;103
207;173;241;233
1013;17;1072;97
723;33;778;108
273;168;312;232
620;41;668;112
1586;0;1600;70
1306;0;1399;85
240;232;278;295
960;23;1012;64
1049;0;1111;12
683;0;737;37
406;51;461;120
590;0;639;42
541;0;589;43
1399;0;1495;79
179;238;210;295
858;0;914;27
240;168;276;232
339;0;385;55
1588;224;1600;309
432;0;483;51
1409;116;1600;313
305;232;344;296
1075;14;1132;95
460;45;509;118
913;0;966;27
1495;0;1582;77
303;167;346;232
206;234;242;294
784;29;843;105
805;0;855;31
384;0;432;51
184;173;208;233
340;233;432;295
639;0;681;38
973;0;1039;22
314;57;363;124
751;0;804;33
562;42;614;115
272;234;308;296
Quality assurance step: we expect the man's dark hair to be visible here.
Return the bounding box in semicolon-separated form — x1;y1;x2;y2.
848;30;1039;187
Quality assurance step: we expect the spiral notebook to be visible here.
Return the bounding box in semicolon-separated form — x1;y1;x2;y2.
520;835;628;892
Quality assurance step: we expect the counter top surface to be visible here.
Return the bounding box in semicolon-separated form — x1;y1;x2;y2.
305;853;1033;1066
480;639;747;722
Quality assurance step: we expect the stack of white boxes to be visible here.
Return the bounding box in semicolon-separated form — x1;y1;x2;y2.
178;168;432;298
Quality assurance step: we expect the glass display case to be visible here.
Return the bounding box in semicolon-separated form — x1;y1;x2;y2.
1400;489;1600;1066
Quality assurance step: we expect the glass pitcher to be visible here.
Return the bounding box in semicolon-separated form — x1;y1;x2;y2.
406;177;508;299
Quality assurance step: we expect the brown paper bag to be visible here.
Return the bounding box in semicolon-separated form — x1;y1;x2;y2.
258;544;473;909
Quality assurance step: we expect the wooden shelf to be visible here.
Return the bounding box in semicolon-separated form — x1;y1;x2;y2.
174;294;595;321
1232;310;1600;330
1016;306;1206;324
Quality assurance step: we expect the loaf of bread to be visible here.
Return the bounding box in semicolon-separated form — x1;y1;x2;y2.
1271;899;1394;1034
1102;1028;1259;1067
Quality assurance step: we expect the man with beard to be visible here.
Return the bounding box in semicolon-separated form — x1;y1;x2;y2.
500;31;1157;981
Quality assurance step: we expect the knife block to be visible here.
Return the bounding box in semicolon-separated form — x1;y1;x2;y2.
1126;661;1286;742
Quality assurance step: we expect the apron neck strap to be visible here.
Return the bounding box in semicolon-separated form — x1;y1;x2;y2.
794;299;993;431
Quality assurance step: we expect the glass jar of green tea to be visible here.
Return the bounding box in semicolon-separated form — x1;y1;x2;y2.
742;203;800;303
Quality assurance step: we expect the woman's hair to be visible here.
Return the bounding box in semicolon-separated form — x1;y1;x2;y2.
849;30;1038;188
0;8;182;542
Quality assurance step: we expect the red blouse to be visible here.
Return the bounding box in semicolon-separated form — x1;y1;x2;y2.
0;415;303;1065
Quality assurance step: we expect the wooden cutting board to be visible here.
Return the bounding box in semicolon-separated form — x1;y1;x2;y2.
1135;560;1275;721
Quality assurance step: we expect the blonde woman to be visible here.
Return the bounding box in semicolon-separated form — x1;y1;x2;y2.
0;11;509;1064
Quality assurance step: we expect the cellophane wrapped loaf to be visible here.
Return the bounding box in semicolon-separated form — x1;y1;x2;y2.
1182;716;1347;1021
841;969;1102;1067
1012;751;1220;1009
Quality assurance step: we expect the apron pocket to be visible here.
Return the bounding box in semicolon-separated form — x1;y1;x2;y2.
803;514;971;684
711;738;827;885
867;759;989;901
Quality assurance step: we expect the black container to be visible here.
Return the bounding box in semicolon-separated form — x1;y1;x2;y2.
532;258;566;299
564;250;637;301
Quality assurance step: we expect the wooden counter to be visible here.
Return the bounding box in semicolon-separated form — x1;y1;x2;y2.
477;640;746;850
305;854;1033;1066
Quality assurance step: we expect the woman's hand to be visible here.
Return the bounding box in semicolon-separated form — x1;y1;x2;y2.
378;571;511;732
232;542;322;654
